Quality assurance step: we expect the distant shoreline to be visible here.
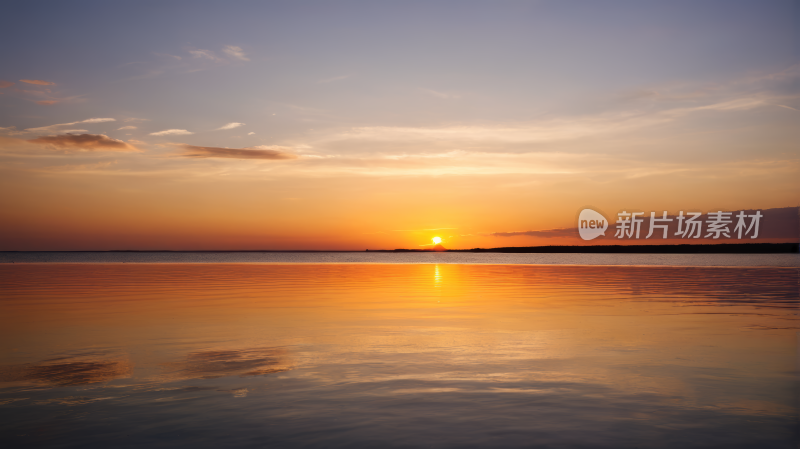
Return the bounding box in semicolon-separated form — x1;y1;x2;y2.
384;243;799;254
2;243;797;254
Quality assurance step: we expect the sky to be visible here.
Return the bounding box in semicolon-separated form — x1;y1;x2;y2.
0;0;798;250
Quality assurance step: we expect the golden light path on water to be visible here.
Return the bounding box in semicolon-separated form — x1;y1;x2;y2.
0;263;797;448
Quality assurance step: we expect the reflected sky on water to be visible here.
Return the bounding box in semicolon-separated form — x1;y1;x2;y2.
0;263;797;448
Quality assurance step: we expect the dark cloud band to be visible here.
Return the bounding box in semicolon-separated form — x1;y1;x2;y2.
180;144;297;160
28;133;137;152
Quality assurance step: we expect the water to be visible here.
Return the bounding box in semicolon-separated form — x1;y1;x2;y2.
1;251;799;266
0;258;798;448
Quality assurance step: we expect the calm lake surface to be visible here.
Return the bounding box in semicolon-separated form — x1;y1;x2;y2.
1;251;799;266
0;255;798;448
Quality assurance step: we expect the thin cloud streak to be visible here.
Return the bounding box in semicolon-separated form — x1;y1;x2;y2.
20;79;55;86
321;96;776;150
222;45;249;61
150;129;193;136
27;134;139;152
189;49;221;61
216;122;245;130
179;144;297;160
25;118;116;134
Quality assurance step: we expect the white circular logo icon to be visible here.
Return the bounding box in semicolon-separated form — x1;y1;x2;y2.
578;209;608;240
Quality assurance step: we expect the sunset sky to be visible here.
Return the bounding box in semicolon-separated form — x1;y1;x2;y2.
1;1;797;250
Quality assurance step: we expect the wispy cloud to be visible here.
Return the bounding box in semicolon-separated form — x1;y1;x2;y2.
179;144;297;160
20;79;55;86
117;126;137;130
5;79;83;105
82;118;116;124
216;122;245;131
28;134;139;152
222;45;249;61
307;93;784;159
189;49;221;61
120;45;251;82
189;46;249;63
150;129;193;136
25;118;116;134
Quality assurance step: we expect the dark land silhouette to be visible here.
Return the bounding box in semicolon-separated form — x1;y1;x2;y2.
378;243;798;254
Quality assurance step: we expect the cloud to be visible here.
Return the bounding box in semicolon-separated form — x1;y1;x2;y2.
0;79;83;105
28;134;139;152
25;117;116;134
60;129;89;133
309;93;782;159
82;118;116;124
180;144;297;160
189;49;221;61
118;125;137;130
484;207;799;241
20;79;55;86
222;45;249;61
247;132;255;135
150;129;193;136
216;122;245;130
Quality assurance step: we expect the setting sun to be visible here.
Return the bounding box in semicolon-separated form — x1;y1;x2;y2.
432;237;442;245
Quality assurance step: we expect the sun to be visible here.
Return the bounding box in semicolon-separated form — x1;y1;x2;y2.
432;236;442;245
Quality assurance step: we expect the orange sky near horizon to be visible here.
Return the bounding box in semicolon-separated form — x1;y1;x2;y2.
1;163;796;250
